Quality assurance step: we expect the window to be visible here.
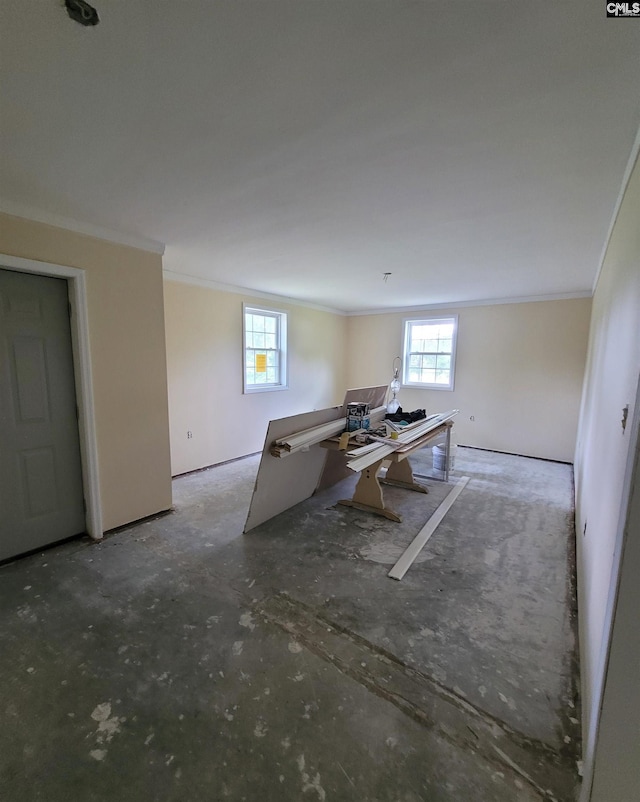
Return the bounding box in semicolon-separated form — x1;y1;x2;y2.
402;316;458;390
243;305;288;392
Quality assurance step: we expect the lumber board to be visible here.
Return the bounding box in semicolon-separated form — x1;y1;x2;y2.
347;411;458;472
388;476;470;581
274;405;387;455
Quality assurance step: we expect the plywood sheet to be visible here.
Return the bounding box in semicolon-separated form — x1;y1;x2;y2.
243;406;342;532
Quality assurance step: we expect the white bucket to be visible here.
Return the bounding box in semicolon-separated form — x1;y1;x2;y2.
432;443;457;476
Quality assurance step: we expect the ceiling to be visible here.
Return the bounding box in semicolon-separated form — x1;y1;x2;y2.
1;1;638;313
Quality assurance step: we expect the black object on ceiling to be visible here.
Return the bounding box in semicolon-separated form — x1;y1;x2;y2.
64;0;100;27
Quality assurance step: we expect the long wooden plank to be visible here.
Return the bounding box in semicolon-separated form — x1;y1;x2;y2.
275;404;387;454
388;476;470;581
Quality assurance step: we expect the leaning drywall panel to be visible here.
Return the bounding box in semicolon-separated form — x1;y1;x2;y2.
342;385;388;412
243;406;341;532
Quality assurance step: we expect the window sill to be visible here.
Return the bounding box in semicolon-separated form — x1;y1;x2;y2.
401;383;454;392
243;384;289;394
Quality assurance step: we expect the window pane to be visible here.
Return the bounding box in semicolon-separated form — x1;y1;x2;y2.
404;317;456;388
244;307;287;391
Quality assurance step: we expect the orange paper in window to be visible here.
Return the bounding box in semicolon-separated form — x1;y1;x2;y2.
256;353;267;372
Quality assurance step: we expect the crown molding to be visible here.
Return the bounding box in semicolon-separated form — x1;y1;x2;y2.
345;290;593;316
163;267;591;317
0;199;165;255
162;269;346;315
0;198;604;316
593;122;640;295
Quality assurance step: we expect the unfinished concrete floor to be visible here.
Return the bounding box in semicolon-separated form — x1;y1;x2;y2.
0;447;581;801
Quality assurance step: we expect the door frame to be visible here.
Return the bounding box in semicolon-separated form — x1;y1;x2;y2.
0;253;102;540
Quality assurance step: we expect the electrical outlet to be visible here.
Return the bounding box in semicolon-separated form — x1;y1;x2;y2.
187;430;193;439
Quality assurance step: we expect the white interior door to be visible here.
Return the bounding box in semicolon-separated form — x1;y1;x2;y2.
0;268;86;561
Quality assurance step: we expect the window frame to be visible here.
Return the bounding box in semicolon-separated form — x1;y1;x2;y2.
401;315;458;391
242;304;288;394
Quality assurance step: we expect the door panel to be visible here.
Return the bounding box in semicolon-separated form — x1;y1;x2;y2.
12;336;51;421
0;269;86;561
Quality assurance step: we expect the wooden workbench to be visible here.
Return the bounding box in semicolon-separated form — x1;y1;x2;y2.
321;420;453;522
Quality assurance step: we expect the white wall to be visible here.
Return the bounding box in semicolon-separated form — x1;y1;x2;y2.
346;298;591;462
164;279;348;475
574;152;640;800
590;405;640;802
